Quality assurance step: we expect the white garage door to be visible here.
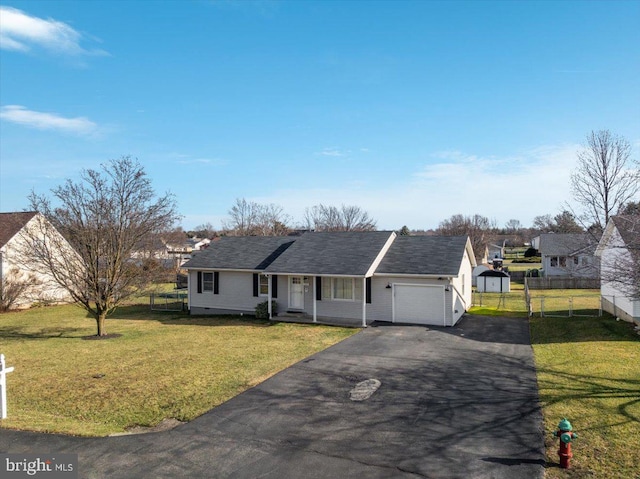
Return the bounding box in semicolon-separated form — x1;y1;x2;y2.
394;284;446;326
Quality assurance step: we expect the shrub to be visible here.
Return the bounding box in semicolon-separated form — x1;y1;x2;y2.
255;300;278;319
524;247;539;258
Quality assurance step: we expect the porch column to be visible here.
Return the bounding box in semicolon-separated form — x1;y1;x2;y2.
267;274;272;319
362;277;367;327
313;276;317;323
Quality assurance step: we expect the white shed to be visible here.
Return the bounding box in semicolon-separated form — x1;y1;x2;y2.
476;270;510;293
472;264;491;286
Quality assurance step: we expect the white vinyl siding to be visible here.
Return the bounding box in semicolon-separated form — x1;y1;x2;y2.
599;227;640;322
189;270;265;313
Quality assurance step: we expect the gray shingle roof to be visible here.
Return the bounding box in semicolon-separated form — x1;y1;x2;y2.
611;215;640;262
265;231;395;276
375;235;469;276
0;211;37;248
538;233;599;256
182;236;295;271
611;216;639;249
183;232;472;277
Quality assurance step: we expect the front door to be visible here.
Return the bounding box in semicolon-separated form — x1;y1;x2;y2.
289;276;305;310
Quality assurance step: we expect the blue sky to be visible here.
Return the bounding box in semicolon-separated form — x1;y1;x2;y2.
1;0;639;231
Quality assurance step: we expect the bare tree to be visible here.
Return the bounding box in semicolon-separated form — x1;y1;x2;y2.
303;204;376;232
436;214;496;261
188;222;216;238
532;214;554;233
255;203;291;236
504;219;522;233
223;198;291;236
532;211;583;234
25;157;180;336
570;130;639;233
0;268;34;311
224;198;258;235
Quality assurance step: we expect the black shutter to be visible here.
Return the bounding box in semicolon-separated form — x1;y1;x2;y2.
214;272;219;294
366;277;372;304
197;271;202;294
316;276;322;301
253;273;259;297
272;275;278;299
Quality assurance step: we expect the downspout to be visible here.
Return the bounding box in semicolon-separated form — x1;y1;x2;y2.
451;284;468;311
444;284;447;327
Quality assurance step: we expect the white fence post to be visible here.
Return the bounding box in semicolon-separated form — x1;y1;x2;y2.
1;353;15;419
569;297;573;317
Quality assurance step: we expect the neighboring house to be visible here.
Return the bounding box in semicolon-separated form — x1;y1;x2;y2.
479;241;505;264
595;216;640;325
531;236;541;251
183;231;476;327
487;241;505;260
538;233;599;278
0;212;72;309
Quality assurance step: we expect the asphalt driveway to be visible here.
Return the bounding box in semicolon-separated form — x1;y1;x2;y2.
0;315;544;478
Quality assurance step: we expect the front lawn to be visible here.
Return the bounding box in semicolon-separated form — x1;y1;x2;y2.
0;303;357;436
530;315;640;478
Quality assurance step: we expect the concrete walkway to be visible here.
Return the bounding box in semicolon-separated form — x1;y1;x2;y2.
0;315;545;478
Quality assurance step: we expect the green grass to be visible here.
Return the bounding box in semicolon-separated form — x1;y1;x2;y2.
0;303;357;436
530;315;640;478
529;289;602;317
504;262;542;272
470;289;602;318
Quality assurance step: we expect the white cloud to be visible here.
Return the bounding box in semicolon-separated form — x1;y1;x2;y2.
0;105;99;136
0;6;107;56
316;147;349;157
248;144;580;230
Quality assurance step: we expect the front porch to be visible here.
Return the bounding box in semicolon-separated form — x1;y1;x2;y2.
273;312;374;328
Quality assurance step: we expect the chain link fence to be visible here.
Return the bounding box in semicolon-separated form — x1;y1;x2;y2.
150;291;187;311
473;289;603;317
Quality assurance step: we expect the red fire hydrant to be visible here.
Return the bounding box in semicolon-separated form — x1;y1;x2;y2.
553;418;578;469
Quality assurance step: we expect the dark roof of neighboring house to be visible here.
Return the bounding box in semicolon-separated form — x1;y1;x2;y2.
611;216;639;249
538;233;599;256
182;236;295;271
266;231;395;276
375;235;470;276
0;211;38;248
